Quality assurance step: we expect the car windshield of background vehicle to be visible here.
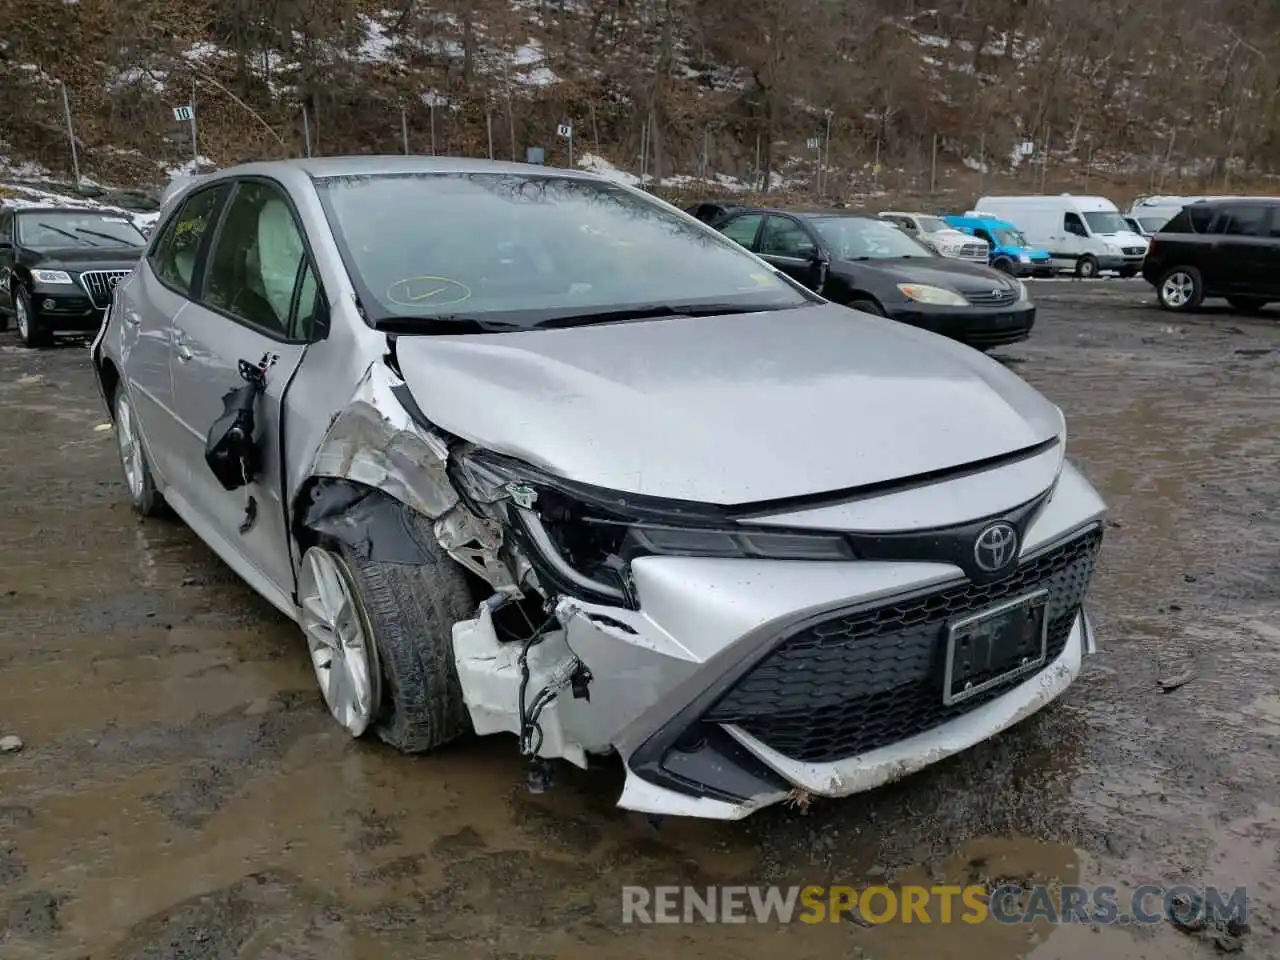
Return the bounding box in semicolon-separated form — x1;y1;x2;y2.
1082;211;1129;234
1138;217;1167;232
916;215;949;233
312;172;811;327
993;228;1027;248
809;216;935;260
16;212;146;249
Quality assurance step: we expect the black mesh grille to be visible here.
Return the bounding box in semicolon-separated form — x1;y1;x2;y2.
963;287;1019;306
703;528;1103;763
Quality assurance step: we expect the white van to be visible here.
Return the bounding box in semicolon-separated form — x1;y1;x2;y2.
973;195;1149;278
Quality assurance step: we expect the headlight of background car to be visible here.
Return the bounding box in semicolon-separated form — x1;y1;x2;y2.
31;269;74;285
1018;254;1031;263
897;283;969;306
451;449;855;607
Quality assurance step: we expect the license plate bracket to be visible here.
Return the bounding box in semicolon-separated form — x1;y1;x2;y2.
943;590;1049;706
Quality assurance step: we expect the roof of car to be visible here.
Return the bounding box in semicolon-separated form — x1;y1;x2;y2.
1186;196;1280;207
734;207;878;220
210;155;602;181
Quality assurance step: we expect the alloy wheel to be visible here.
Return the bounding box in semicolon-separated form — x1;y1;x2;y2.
114;394;145;502
298;547;380;737
1161;271;1195;308
15;295;28;340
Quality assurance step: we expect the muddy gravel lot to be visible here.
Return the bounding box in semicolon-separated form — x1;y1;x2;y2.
1;279;1278;960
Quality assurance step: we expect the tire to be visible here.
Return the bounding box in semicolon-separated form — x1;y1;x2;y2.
848;298;885;317
1156;266;1203;312
991;257;1015;275
113;387;166;517
14;286;51;348
1075;256;1100;280
305;515;474;753
1227;296;1267;314
1118;267;1138;279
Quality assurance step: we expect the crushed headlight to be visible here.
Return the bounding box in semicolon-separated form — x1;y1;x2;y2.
451;449;856;608
897;283;969;306
32;269;74;285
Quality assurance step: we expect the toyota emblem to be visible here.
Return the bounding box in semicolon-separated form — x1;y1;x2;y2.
973;522;1018;574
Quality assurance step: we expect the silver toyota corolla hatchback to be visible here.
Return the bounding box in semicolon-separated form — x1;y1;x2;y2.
91;157;1106;820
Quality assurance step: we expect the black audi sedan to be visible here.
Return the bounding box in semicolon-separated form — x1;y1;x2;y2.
0;205;146;347
713;207;1035;350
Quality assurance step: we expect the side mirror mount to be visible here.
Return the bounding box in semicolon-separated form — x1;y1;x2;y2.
804;244;829;265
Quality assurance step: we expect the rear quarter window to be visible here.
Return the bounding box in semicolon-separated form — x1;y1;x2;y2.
1163;206;1215;233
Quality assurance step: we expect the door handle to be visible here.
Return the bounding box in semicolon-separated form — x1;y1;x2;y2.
176;344;193;363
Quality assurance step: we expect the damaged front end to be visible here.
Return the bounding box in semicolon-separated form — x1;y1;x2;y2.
294;357;1108;822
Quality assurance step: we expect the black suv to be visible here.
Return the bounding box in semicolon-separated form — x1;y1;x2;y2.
0;204;147;346
1142;198;1280;313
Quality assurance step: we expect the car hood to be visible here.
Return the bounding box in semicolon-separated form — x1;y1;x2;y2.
1094;231;1149;246
22;246;143;271
934;228;984;246
835;256;1021;294
394;304;1064;505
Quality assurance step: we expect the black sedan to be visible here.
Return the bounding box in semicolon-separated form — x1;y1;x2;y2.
713;207;1035;350
0;205;146;347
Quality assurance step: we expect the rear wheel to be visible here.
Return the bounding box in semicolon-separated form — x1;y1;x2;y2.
848;298;885;317
1227;296;1267;314
1075;255;1100;280
1156;267;1203;312
299;518;474;753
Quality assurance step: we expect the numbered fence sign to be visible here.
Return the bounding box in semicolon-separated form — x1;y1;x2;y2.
173;105;195;122
556;123;572;139
807;137;821;150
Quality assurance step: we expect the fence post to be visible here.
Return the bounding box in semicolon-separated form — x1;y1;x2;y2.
978;132;985;194
59;81;81;185
930;132;938;193
401;105;409;154
487;106;494;160
430;102;437;155
302;103;313;157
1040;126;1050;191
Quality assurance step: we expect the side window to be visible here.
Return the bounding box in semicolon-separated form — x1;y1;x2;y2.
975;229;993;245
0;209;12;243
203;181;308;337
1064;213;1088;237
719;214;763;249
152;192;211;289
1212;205;1268;237
759;217;815;257
151;186;225;294
292;261;321;341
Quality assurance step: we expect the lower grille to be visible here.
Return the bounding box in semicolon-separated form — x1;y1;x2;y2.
960;243;987;260
963;287;1019;306
77;270;131;309
704;528;1103;763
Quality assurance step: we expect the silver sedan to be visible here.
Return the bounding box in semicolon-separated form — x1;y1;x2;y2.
91;156;1107;820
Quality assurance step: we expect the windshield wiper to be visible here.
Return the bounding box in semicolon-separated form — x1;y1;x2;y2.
75;226;138;245
530;302;787;329
36;222;97;246
370;315;524;335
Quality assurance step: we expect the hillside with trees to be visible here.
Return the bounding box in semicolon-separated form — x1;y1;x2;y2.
2;0;1279;200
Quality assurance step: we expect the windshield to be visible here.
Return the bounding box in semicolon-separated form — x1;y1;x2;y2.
915;215;949;233
1138;216;1167;232
1082;211;1129;234
810;216;935;260
992;228;1027;248
312;172;810;327
16;211;145;249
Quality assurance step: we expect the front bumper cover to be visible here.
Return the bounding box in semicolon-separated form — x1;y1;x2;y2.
500;459;1106;820
887;302;1036;349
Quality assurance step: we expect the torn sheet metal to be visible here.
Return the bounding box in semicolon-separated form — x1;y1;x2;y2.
434;505;519;592
307;361;458;519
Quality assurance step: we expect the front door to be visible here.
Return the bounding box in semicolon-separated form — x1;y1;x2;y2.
168;178;320;604
757;215;822;290
1060;212;1089;268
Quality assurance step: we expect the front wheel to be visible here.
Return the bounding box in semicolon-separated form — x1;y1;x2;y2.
991;257;1015;275
114;388;166;516
1156;267;1203;312
299;521;475;753
1118;267;1138;279
848;298;885;317
15;286;51;348
1075;256;1100;280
